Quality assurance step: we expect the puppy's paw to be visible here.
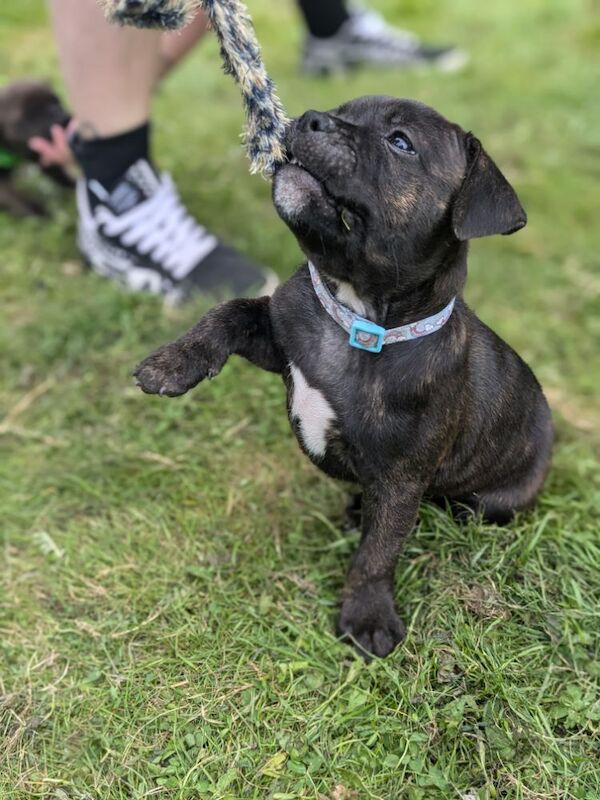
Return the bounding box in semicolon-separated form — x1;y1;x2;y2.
338;584;405;659
133;340;226;397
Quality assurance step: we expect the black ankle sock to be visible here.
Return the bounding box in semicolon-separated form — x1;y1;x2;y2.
297;0;350;38
71;122;151;191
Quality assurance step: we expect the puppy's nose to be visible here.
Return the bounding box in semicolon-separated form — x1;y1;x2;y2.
298;110;337;134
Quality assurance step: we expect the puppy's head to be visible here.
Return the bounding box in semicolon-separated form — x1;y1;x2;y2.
273;96;526;294
0;80;71;157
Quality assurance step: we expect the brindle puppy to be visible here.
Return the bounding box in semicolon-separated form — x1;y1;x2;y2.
134;97;553;658
0;80;73;216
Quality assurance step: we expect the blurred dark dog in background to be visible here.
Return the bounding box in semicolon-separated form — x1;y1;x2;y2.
0;80;74;216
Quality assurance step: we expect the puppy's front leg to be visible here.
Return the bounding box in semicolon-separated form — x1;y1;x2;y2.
338;478;423;658
134;296;283;397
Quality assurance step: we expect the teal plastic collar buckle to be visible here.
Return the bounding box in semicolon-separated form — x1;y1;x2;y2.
349;319;385;353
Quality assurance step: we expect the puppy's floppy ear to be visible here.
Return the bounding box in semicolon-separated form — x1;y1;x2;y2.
452;134;527;241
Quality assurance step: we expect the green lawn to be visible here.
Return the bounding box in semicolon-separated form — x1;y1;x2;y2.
1;1;599;798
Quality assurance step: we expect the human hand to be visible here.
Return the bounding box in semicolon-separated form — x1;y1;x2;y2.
28;119;77;168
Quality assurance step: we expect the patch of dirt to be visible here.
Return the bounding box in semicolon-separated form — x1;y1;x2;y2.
460;583;510;621
329;787;358;800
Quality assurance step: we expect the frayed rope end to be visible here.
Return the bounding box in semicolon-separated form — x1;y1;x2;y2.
247;139;289;178
97;0;199;29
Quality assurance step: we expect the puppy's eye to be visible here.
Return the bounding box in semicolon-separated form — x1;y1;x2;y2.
388;132;416;155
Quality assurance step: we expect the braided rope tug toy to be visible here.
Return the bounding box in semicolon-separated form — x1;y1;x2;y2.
97;0;289;177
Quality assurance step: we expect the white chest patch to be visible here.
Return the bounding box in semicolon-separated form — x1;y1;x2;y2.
335;282;368;317
289;364;336;458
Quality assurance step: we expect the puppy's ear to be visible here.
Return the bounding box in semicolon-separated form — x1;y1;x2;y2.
452;134;527;241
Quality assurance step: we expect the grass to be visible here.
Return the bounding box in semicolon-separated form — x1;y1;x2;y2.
1;0;599;797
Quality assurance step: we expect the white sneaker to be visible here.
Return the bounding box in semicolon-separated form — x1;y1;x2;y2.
77;159;278;301
302;9;468;75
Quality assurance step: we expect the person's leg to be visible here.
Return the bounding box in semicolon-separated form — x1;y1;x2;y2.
49;0;158;188
296;0;349;39
36;5;209;175
48;0;274;300
49;0;160;138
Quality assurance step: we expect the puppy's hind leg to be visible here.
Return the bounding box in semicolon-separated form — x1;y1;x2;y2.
446;481;545;526
443;493;516;526
448;408;553;525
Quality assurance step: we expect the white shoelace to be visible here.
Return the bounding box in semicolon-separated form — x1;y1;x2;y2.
95;174;217;280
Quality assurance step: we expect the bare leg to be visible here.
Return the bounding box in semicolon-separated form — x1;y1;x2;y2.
48;0;161;137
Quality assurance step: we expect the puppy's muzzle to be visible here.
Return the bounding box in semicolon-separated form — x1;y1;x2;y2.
289;110;357;180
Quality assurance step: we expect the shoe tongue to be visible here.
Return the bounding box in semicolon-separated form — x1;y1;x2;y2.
350;9;386;36
106;159;161;214
349;9;416;44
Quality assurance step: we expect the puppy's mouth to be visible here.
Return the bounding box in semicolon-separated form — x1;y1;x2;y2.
284;153;330;193
273;146;339;214
287;153;314;170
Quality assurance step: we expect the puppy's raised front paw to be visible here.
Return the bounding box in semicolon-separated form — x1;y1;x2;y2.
133;340;226;397
338;584;405;658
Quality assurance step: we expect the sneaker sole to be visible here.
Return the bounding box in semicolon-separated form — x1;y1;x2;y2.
301;48;468;76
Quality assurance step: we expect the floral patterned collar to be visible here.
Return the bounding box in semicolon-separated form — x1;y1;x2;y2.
308;261;456;353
